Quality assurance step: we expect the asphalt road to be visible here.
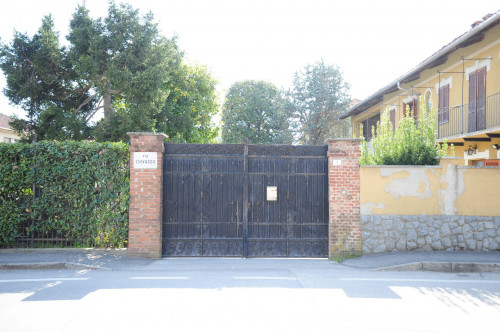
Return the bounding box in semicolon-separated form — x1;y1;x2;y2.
1;258;499;332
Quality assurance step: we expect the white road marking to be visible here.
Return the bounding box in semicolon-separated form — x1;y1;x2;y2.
129;276;190;280
0;277;89;283
233;276;296;280
340;277;500;283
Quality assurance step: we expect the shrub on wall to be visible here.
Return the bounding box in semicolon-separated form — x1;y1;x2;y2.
0;141;129;248
359;99;452;165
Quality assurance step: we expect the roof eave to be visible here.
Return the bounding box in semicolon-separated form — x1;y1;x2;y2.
340;11;500;120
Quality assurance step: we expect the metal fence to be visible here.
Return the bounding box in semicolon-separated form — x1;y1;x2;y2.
438;92;500;139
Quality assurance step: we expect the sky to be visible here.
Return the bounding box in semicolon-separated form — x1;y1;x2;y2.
0;0;499;119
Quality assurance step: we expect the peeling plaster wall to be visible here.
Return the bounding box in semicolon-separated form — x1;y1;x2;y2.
361;165;500;216
437;164;465;215
381;167;434;200
361;165;500;253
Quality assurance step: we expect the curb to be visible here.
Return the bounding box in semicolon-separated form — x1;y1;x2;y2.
0;262;106;271
377;261;500;273
0;248;129;255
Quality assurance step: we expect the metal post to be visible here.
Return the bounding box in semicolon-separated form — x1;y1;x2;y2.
438;71;441;139
461;58;465;134
242;144;249;258
30;116;37;249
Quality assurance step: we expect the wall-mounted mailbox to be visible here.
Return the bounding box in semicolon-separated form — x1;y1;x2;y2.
267;186;278;201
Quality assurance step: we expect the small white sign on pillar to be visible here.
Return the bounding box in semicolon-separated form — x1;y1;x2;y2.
331;159;342;166
133;152;158;169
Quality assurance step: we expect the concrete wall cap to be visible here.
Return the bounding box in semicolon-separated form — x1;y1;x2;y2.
457;165;500;169
325;138;362;143
360;165;442;168
127;132;169;138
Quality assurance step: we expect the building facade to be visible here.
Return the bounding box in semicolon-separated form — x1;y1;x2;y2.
341;12;500;166
0;113;20;143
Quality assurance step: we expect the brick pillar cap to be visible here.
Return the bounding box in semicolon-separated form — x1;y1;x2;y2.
127;132;169;138
325;138;362;143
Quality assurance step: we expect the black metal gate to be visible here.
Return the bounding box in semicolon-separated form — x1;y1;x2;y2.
162;143;329;257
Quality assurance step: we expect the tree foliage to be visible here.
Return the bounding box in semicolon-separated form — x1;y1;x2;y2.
0;15;92;141
156;62;219;143
286;59;351;145
0;2;218;142
359;99;453;165
221;80;292;144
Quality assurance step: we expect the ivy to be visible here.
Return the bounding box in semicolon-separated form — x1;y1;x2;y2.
360;98;453;165
0;141;129;248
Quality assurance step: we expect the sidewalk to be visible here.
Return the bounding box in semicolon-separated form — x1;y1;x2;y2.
0;248;153;270
342;250;500;272
1;248;500;272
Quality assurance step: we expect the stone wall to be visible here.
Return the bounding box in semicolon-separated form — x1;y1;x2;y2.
362;215;500;254
360;164;500;254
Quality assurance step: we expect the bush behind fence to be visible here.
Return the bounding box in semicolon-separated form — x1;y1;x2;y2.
0;141;129;248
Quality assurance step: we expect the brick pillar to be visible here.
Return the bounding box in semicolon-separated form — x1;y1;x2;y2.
127;132;167;258
326;138;362;259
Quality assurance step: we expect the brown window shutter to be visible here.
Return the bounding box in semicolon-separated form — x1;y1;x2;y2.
477;67;487;130
390;108;396;131
443;85;449;123
438;85;449;123
468;71;477;132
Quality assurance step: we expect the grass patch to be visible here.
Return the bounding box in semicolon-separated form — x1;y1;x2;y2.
330;251;362;263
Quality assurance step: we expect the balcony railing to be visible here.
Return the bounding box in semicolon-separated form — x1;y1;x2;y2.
437;91;500;139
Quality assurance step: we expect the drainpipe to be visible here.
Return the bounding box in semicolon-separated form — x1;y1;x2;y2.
397;81;421;96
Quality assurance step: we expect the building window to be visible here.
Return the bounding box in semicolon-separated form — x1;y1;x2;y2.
403;98;417;119
361;113;380;142
438;84;450;124
424;89;432;113
472;160;484;167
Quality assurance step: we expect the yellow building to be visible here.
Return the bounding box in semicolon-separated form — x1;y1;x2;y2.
341;12;500;166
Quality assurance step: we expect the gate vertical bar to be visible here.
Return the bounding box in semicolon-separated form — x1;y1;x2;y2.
242;144;249;257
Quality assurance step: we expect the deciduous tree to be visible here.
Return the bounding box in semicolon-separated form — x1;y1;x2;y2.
156;63;219;143
221;80;292;144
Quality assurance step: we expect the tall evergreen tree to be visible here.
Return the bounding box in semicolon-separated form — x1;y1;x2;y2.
286;60;351;145
0;2;218;142
0;15;93;141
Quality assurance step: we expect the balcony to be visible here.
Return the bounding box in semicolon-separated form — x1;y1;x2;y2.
437;91;500;140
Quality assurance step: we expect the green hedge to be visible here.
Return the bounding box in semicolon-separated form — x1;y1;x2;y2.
0;141;129;248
